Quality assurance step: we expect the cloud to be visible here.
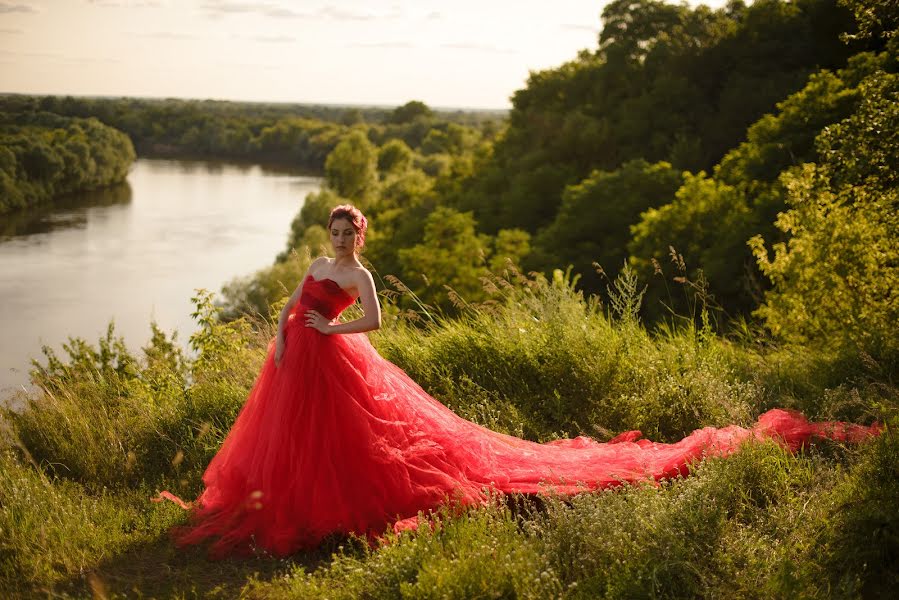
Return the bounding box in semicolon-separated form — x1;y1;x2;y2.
232;33;297;43
247;34;296;43
133;31;200;40
210;59;285;70
199;1;308;18
0;49;121;63
199;1;402;21
346;41;415;49
0;2;37;13
560;23;600;33
88;0;164;7
440;42;517;54
317;6;402;21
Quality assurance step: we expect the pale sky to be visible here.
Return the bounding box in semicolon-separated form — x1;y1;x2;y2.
1;0;729;109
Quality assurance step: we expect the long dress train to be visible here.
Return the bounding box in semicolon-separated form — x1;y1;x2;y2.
152;274;880;558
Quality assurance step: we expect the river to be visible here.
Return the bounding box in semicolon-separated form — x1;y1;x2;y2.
0;158;321;405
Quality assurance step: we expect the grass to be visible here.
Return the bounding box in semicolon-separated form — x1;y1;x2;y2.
1;269;896;598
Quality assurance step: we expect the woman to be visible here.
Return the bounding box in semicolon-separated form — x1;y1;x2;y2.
153;204;879;559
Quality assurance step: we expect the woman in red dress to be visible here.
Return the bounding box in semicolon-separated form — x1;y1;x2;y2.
153;204;879;559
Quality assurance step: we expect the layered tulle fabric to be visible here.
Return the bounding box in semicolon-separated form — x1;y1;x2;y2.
152;274;880;558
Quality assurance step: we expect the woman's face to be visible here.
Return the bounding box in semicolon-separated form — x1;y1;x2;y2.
329;217;357;256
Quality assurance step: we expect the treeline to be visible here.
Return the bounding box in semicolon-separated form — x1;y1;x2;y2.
0;112;135;214
0;94;504;170
225;0;897;367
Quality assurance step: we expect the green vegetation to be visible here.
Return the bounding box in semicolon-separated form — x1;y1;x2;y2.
222;0;896;350
0;111;135;214
0;95;503;168
2;271;896;597
0;94;502;215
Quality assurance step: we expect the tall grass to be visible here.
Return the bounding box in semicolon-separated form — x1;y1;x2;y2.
376;267;757;442
0;269;895;597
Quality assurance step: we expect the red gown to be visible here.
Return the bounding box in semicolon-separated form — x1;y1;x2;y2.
152;274;879;559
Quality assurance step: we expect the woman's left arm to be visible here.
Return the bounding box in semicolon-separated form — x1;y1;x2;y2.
305;269;381;334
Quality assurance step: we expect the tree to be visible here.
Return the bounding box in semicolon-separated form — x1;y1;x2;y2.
377;139;413;177
455;0;857;238
389;100;433;124
490;229;531;274
839;0;899;42
324;130;378;203
397;207;491;311
629;171;756;316
750;69;899;358
533;159;682;293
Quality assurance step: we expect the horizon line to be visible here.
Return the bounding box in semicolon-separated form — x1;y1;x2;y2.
0;90;512;114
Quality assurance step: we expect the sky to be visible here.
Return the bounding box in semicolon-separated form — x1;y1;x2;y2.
1;0;729;109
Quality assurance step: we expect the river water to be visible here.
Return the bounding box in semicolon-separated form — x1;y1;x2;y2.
0;158;321;404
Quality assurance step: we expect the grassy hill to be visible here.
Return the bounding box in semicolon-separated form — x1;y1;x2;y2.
1;269;895;598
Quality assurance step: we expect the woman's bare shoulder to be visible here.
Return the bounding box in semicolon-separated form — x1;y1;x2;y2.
307;255;331;275
350;264;375;286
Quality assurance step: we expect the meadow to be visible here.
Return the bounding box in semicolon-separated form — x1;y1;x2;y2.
1;266;895;598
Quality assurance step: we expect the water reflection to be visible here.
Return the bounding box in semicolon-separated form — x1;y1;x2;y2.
0;182;133;239
156;157;319;178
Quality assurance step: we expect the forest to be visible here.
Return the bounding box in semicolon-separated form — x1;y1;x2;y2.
223;0;897;363
0;111;135;214
0;92;503;214
1;0;897;596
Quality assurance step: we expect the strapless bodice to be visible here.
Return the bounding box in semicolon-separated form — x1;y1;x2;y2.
295;274;356;320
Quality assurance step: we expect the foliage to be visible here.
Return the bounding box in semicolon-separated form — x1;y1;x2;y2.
0;112;134;213
324;129;379;204
750;69;899;362
840;0;899;41
1;269;894;595
533;159;683;294
454;0;860;235
0;94;503;170
2;293;265;495
397;207;493;312
389;100;434;124
377;138;414;176
629;171;756;317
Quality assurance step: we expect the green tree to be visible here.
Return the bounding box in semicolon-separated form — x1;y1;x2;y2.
324;130;378;203
490;229;532;274
629;172;756;315
533;160;683;293
455;0;857;235
377;139;414;177
397;207;491;311
364;169;436;278
750;69;899;359
389;100;433;124
839;0;899;41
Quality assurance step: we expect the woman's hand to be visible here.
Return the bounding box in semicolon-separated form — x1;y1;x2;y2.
305;309;331;334
274;332;286;366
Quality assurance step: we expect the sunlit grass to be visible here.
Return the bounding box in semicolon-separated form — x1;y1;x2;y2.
0;268;895;597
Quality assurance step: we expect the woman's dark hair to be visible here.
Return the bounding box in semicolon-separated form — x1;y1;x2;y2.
328;204;367;250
